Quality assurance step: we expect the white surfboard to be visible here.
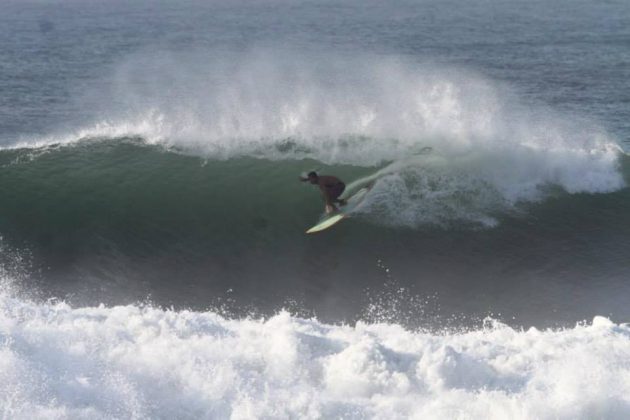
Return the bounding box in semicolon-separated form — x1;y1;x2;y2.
306;187;371;234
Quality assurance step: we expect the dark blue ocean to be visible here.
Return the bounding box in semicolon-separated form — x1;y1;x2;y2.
1;1;630;418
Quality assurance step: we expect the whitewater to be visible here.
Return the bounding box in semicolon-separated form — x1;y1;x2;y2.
2;284;630;420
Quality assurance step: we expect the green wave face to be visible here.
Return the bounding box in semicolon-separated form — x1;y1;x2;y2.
2;139;630;326
0;140;361;256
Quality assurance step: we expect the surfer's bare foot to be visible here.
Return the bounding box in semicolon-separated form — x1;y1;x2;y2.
325;204;336;214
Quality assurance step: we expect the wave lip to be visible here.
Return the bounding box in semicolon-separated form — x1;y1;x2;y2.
1;291;630;419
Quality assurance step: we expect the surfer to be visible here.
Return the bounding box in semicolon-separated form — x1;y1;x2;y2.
301;171;347;214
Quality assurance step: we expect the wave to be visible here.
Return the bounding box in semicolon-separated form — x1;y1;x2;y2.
1;281;629;419
2;142;630;324
1;139;627;233
3;51;625;228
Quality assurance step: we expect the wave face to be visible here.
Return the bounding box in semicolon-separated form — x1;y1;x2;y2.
2;141;630;326
1;51;629;330
0;137;628;234
1;284;629;420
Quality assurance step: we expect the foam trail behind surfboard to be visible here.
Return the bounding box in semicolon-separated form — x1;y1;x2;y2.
340;147;433;200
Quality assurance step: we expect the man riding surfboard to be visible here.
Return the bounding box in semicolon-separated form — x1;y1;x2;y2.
301;171;347;214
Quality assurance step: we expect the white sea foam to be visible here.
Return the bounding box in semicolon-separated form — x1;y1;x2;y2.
5;50;625;226
1;284;630;420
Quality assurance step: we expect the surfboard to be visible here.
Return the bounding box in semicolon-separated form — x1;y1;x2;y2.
306;187;371;234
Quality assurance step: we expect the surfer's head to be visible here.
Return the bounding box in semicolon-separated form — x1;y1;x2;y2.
307;171;319;184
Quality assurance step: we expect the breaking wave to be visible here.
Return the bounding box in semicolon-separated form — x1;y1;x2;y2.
1;281;629;419
2;51;625;229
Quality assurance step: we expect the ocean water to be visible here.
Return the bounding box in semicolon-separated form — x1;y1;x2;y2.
1;0;630;418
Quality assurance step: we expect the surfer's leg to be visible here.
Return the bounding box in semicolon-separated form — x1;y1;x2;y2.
332;183;346;205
